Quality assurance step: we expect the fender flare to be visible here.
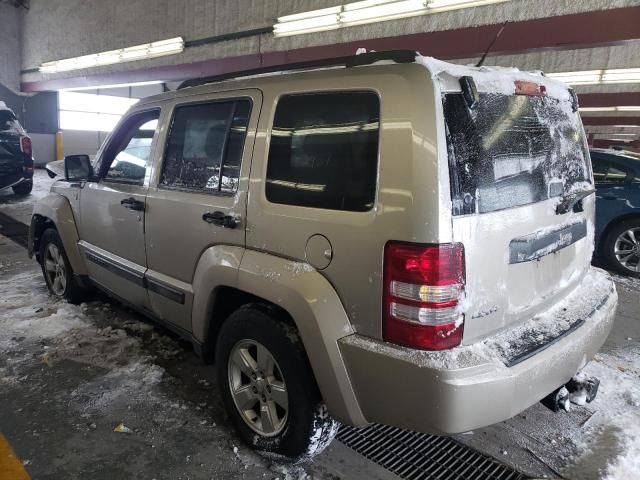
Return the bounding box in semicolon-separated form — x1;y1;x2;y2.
190;245;367;427
30;193;88;275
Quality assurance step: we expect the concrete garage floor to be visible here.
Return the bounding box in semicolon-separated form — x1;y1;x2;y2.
1;170;639;480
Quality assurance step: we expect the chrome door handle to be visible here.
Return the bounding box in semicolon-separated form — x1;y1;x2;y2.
202;211;239;229
120;197;145;211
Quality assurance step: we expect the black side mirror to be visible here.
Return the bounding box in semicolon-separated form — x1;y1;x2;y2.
64;154;92;182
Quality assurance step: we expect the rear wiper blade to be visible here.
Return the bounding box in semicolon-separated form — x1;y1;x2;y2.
556;188;596;215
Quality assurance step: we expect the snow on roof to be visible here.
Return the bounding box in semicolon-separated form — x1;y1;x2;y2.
0;101;16;115
416;54;571;101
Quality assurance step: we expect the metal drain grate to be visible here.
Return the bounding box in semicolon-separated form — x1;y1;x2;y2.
337;424;528;480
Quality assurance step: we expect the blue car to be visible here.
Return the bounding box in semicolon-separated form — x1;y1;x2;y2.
591;148;640;277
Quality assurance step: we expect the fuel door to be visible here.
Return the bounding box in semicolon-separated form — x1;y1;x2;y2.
305;234;332;270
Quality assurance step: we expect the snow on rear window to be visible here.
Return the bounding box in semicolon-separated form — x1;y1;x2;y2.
444;92;591;216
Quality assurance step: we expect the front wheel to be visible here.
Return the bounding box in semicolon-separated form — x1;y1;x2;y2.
215;305;339;462
602;219;640;277
39;228;88;303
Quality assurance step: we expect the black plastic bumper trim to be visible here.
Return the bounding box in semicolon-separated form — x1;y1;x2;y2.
501;288;613;368
84;250;145;287
147;277;186;305
84;249;186;304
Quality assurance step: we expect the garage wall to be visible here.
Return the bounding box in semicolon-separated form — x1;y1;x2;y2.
20;0;637;85
0;1;21;91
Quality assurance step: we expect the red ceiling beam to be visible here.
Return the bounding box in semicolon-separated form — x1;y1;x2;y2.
21;6;640;92
277;5;640;63
581;116;640;126
578;92;640;107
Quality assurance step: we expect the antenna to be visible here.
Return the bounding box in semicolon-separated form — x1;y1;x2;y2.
476;22;507;68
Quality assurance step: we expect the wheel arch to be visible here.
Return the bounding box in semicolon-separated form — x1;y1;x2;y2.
190;245;367;427
30;194;88;275
598;212;640;255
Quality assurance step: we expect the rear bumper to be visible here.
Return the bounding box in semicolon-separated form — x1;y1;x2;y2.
0;171;33;190
339;267;617;434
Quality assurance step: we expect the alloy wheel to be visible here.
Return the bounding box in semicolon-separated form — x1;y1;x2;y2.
44;243;67;296
227;339;289;437
614;227;640;273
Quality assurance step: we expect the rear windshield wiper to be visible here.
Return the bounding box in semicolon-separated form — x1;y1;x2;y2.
556;188;596;215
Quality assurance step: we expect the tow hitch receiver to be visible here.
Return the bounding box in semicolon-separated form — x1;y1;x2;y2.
541;373;600;412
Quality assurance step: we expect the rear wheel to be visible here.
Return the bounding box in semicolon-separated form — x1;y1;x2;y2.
12;180;33;195
39;228;87;303
603;219;640;277
215;305;339;462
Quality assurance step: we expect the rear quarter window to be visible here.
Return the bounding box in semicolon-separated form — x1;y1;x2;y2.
265;91;380;212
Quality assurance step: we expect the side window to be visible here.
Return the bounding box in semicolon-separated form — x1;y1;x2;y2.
103;110;159;185
160;99;250;193
591;157;608;183
266;91;380;212
605;165;628;183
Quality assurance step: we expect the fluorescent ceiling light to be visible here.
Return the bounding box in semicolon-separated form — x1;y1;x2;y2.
40;37;184;74
340;0;426;25
273;14;340;35
580;106;640;112
548;68;640;85
274;0;510;36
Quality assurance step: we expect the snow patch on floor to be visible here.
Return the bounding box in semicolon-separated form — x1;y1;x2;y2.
609;273;640;293
0;270;168;408
565;346;640;479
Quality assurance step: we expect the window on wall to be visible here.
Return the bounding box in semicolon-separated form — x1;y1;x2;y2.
59;91;139;132
266;91;380;212
160;99;251;193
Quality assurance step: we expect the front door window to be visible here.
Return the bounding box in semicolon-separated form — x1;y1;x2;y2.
100;113;159;185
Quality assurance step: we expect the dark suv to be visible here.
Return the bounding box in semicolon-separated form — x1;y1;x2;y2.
0;103;34;195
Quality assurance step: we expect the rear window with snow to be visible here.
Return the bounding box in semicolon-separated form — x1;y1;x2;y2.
443;93;591;215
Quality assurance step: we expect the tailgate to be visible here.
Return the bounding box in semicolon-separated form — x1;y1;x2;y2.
453;199;594;343
431;61;596;343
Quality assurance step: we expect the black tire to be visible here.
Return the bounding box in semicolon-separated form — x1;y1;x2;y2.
39;228;88;304
602;219;640;278
215;305;339;462
12;180;33;195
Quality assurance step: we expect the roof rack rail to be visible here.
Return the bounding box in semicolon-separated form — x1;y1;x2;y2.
178;50;417;90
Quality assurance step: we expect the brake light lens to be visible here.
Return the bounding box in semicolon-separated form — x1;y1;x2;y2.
383;242;465;350
20;135;32;157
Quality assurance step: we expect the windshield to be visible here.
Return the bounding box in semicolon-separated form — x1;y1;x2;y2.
443;92;591;215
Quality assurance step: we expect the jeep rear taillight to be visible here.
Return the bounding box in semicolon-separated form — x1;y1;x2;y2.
383;242;465;350
20;135;32;157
